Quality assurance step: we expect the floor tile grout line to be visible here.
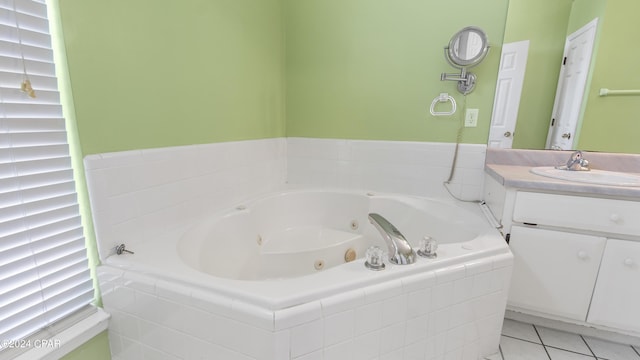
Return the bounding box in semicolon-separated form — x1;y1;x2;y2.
532;325;552;360
502;321;640;360
532;324;545;345
501;334;542;346
580;335;599;358
545;344;597;359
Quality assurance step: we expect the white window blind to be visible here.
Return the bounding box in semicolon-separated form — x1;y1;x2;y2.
0;0;94;351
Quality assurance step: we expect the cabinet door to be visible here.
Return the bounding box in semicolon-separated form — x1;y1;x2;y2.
588;239;640;333
508;225;606;321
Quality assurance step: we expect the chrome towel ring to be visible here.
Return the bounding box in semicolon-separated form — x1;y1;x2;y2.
429;93;457;116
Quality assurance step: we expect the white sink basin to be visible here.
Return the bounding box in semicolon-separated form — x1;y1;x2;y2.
530;166;640;187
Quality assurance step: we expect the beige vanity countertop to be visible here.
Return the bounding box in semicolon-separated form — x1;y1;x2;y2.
485;163;640;200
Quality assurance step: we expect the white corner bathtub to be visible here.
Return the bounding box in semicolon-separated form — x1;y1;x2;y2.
98;189;513;360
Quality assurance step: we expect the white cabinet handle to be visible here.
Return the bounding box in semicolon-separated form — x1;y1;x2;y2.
577;250;588;260
609;213;622;223
624;258;634;267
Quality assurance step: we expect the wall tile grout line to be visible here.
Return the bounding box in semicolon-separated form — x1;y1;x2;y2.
498;344;505;360
633;345;640;358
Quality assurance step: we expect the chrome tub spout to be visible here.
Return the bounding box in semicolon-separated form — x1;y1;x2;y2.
368;213;416;265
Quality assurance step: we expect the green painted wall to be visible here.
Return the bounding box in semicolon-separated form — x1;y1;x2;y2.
48;1;110;359
504;0;573;149
577;0;640;153
285;0;509;144
58;0;286;156
60;331;111;360
59;0;511;155
567;0;606;35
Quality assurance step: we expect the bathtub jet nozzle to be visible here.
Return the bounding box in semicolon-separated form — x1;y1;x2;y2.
368;213;417;265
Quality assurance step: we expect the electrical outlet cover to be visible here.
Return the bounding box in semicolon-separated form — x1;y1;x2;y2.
465;108;479;127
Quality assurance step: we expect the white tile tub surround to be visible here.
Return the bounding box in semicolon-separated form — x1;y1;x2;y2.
286;138;487;201
84;138;287;261
86;137;500;359
99;253;512;360
85;137;487;261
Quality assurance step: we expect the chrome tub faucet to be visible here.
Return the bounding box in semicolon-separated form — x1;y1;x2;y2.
368;213;416;265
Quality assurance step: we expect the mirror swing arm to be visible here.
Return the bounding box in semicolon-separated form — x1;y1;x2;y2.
441;66;477;95
440;26;489;95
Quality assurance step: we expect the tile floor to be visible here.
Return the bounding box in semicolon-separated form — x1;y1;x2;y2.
485;319;640;360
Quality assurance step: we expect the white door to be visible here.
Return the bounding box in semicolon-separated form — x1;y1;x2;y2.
488;40;529;148
546;18;598;150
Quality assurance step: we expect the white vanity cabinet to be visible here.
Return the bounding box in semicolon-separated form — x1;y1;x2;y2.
508;225;605;321
484;177;640;336
588;239;640;333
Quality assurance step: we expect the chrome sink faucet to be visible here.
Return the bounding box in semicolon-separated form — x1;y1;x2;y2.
368;213;416;265
557;150;590;171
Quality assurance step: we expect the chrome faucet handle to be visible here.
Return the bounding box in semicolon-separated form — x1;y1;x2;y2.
364;246;386;271
417;236;438;258
580;159;589;168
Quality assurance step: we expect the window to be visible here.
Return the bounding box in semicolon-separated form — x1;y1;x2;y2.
0;0;94;354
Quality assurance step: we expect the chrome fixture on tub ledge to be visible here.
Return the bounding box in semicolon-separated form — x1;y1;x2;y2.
417;236;438;258
368;213;417;265
364;246;386;271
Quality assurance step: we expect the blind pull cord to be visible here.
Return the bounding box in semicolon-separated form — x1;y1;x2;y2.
13;0;36;98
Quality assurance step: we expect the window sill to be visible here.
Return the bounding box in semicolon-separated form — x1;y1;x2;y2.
12;307;110;360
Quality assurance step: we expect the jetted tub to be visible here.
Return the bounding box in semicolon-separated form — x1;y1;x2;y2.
178;190;482;281
98;189;513;360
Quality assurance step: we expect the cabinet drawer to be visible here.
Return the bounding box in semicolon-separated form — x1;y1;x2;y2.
513;192;640;236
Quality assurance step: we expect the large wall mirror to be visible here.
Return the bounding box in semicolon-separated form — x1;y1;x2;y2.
491;0;640;154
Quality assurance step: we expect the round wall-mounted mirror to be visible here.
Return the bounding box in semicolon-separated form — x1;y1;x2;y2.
446;26;489;68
